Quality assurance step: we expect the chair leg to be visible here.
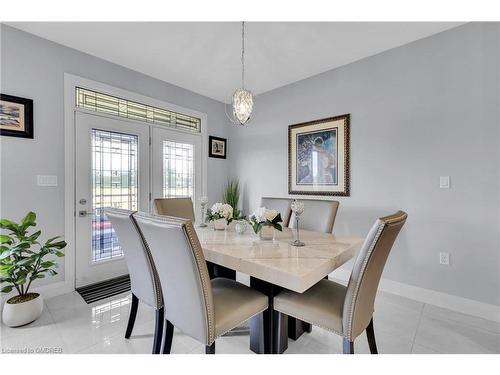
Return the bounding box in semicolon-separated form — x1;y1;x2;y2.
366;318;378;354
206;342;215;354
162;320;174;354
342;337;354;354
152;307;164;354
125;294;139;339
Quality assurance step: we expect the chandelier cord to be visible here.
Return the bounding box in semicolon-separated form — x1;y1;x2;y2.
241;21;245;89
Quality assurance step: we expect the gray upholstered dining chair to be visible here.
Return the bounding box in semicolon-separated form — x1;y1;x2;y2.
261;197;293;227
274;210;408;354
154;197;195;221
104;208;164;354
133;212;268;354
289;199;339;233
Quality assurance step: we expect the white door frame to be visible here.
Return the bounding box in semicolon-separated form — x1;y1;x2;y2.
63;73;208;293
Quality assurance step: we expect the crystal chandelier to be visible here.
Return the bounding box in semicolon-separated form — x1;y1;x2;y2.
228;22;253;125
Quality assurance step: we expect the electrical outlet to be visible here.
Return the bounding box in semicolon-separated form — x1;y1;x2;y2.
439;252;450;265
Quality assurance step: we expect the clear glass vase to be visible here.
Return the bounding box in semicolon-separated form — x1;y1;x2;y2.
259;225;275;241
234;220;248;234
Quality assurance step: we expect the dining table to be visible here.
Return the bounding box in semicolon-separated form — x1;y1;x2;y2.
195;224;364;354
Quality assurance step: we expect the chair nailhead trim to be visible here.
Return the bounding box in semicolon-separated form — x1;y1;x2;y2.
345;222;385;341
212;307;267;343
274;306;343;337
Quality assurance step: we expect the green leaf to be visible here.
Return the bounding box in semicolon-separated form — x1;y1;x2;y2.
20;212;37;231
0;218;19;233
13;242;31;251
48;240;67;250
0;264;12;272
0;250;14;260
41;261;56;268
0;235;13;244
1;285;13;293
26;230;42;242
17;258;35;266
45;235;62;244
271;213;283;226
272;223;283;232
54;251;65;257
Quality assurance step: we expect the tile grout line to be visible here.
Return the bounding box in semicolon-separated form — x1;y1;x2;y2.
42;300;73;353
409;301;425;353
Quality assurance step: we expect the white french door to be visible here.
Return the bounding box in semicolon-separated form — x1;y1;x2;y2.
75;112;203;288
75;112;150;288
151;126;202;221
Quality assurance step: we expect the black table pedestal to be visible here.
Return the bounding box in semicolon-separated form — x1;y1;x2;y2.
249;277;288;354
288;318;312;340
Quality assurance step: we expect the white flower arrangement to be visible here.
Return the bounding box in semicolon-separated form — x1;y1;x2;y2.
247;207;283;234
206;202;233;224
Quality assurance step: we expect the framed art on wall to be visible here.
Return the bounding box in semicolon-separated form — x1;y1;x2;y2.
0;94;34;139
209;136;227;159
288;114;350;196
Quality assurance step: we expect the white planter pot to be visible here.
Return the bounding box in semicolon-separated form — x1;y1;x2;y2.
212;218;227;231
2;293;44;327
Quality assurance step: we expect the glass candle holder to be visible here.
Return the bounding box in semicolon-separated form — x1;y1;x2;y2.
290;199;305;247
199;196;208;227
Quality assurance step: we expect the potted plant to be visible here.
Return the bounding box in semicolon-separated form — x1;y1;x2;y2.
222;179;248;233
222;179;244;220
206;203;233;230
1;212;66;327
247;207;283;240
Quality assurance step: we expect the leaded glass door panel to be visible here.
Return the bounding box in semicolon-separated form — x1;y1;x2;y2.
75;112;150;288
151;126;202;222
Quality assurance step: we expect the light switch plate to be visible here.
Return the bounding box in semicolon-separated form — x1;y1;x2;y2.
37;175;58;187
439;176;450;189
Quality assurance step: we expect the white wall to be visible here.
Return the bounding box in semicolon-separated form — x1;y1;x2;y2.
0;24;231;288
230;23;500;306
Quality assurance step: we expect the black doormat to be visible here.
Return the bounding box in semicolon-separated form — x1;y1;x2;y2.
76;274;131;304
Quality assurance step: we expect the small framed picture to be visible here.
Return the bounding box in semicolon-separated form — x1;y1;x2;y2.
0;94;34;139
209;136;227;159
289;114;350;196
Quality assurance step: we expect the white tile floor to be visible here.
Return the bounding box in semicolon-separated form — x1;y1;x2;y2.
1;289;499;354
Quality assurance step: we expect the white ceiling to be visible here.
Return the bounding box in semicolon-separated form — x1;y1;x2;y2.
8;22;463;103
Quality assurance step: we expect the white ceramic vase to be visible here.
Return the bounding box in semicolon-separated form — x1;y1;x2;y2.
2;293;44;327
213;218;227;231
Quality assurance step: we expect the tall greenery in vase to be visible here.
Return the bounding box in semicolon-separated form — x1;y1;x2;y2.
222;179;244;220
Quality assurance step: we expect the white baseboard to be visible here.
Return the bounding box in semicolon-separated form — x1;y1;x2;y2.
330;268;500;323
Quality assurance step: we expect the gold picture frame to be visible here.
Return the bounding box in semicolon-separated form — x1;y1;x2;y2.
288;114;350;196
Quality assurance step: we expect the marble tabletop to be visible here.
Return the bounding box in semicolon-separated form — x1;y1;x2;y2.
195;225;364;293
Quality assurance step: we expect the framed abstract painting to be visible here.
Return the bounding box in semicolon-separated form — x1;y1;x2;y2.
288;114;350;196
0;94;34;139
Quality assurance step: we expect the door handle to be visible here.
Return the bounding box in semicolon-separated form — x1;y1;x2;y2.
78;210;88;217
